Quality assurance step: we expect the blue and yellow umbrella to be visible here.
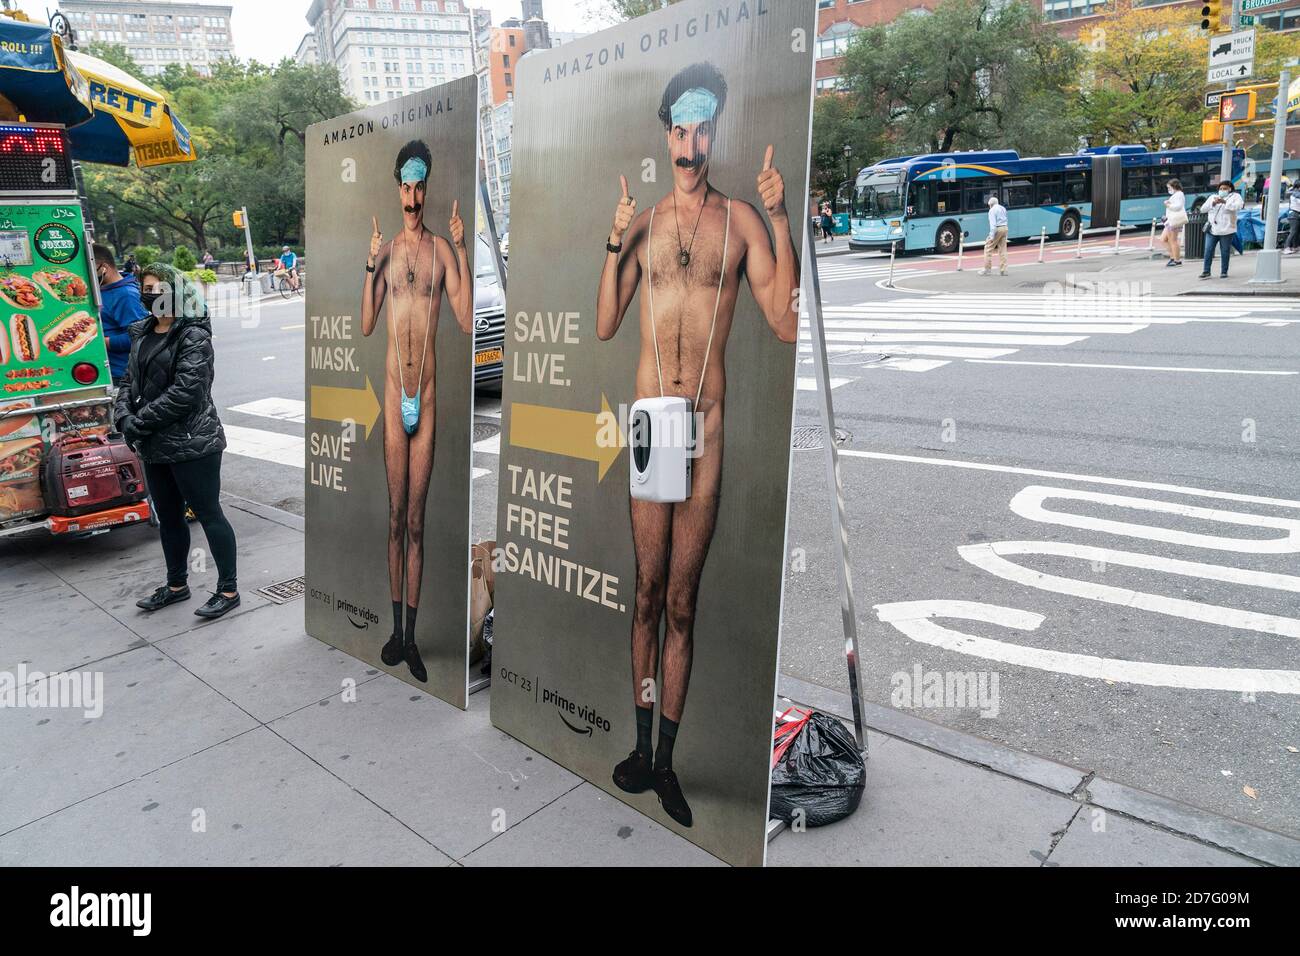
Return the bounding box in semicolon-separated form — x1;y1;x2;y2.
0;13;196;168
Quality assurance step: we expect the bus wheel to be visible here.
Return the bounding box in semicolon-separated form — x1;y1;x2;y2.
935;222;961;254
1059;211;1081;241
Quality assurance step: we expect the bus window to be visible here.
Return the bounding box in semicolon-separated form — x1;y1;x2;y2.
1065;171;1089;203
910;181;935;216
1004;178;1034;208
1151;166;1174;195
935;180;961;214
963;176;999;212
1187;164;1207;192
1123;167;1151;198
1036;173;1063;206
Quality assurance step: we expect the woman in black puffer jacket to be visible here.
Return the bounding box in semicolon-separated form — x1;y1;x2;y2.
113;263;240;620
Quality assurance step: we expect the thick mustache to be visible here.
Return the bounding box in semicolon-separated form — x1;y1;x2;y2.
675;156;705;170
403;204;422;214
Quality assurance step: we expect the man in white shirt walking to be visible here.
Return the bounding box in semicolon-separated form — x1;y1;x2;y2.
981;193;1009;276
1282;181;1300;255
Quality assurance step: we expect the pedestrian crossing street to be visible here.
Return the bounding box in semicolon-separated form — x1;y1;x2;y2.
798;293;1300;376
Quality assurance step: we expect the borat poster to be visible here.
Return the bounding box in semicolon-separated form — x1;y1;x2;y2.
304;77;478;707
490;0;816;866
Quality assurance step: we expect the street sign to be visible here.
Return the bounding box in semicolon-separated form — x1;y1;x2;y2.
1219;90;1257;122
1209;61;1254;83
1207;29;1256;69
1240;0;1283;11
1205;91;1222;109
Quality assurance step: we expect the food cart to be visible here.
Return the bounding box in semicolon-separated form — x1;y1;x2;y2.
0;12;196;537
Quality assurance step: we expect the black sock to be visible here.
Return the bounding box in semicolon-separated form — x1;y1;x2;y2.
654;715;679;771
634;704;654;757
391;601;402;638
404;604;418;647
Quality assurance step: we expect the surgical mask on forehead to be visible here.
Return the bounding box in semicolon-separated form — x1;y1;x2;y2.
400;156;429;185
670;87;718;128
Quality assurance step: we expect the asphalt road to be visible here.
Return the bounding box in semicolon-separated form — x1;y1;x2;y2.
784;248;1300;839
209;256;1300;840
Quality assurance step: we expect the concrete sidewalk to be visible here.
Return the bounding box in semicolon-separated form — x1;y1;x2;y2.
2;499;1295;867
881;239;1300;298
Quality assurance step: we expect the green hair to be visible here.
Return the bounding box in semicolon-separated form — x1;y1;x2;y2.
140;261;207;320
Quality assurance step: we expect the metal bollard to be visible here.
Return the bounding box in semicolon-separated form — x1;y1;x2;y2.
1113;221;1122;255
1075;224;1084;259
1148;217;1157;252
1038;226;1047;263
955;235;964;272
887;240;897;288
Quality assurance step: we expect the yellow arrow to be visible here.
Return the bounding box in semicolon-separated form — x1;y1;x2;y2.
310;376;381;439
509;394;624;481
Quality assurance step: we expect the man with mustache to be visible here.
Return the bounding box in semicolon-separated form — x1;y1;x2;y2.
595;62;799;826
361;139;473;682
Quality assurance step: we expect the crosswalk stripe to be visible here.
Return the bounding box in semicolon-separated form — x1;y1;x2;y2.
807;320;1148;334
223;423;304;469
800;343;1019;358
228;397;305;423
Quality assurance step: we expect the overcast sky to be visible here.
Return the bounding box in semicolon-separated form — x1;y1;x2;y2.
223;0;608;65
13;0;619;66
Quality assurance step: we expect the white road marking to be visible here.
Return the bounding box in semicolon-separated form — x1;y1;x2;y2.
874;600;1300;694
1009;485;1300;553
228;397;306;423
873;358;950;372
964;358;1297;375
474;433;501;454
281;323;305;330
801;343;1018;359
836;449;1300;511
821;332;1088;345
810;319;1150;334
796;376;852;390
223;423;304;469
472;466;491;479
261;355;276;361
960;541;1300;638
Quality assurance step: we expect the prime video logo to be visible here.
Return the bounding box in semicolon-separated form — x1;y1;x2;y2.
50;886;151;936
0;666;103;719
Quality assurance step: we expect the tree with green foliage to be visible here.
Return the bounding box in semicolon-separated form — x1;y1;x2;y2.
837;0;1081;158
80;56;355;256
810;92;885;203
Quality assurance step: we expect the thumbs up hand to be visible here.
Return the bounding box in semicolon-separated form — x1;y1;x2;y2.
368;215;383;268
449;199;465;249
756;145;786;221
610;174;637;245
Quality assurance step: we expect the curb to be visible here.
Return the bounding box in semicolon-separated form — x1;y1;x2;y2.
776;673;1300;866
220;492;304;532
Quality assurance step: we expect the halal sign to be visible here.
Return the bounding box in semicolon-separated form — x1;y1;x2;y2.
34;222;79;264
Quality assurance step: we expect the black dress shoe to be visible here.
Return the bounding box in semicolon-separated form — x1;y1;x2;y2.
652;767;693;828
404;641;427;683
380;633;404;666
194;592;240;619
136;585;190;611
612;749;654;794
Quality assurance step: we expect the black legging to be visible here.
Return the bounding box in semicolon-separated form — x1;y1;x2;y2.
144;452;238;593
1287;212;1300;252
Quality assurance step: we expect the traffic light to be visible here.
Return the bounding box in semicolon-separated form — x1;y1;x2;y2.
232;210;244;228
1218;90;1257;123
1200;0;1222;31
1202;118;1225;143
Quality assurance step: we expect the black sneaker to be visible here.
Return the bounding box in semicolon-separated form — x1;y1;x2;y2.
1198;272;1211;279
136;585;190;611
380;633;404;666
404;641;427;683
612;750;654;794
652;767;693;828
194;592;240;619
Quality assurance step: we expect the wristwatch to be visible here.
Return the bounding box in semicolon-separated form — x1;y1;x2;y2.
365;261;376;273
606;240;622;254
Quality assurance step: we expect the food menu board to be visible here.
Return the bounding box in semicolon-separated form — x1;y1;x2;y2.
0;201;110;398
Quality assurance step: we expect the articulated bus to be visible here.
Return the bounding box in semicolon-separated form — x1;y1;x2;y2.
847;144;1246;254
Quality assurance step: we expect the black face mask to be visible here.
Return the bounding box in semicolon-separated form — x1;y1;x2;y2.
140;290;162;314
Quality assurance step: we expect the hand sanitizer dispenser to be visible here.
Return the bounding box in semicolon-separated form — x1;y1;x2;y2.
628;396;693;503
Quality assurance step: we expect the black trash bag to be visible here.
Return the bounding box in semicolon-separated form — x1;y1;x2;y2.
770;710;865;827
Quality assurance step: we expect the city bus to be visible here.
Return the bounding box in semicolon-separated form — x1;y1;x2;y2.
846;144;1246;254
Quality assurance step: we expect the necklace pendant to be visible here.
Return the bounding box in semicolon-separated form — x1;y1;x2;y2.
679;250;690;268
406;270;415;284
